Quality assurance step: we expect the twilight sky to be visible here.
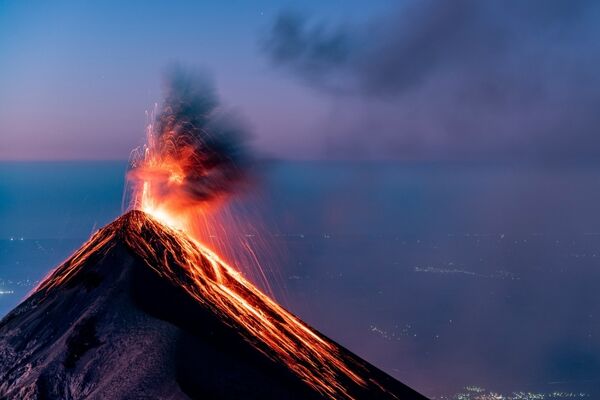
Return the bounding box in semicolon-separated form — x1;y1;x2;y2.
1;0;599;162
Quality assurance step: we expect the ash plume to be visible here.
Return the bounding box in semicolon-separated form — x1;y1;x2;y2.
128;67;250;209
262;1;600;162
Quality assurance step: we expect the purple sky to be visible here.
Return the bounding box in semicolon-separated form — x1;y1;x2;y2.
1;0;599;162
0;0;390;160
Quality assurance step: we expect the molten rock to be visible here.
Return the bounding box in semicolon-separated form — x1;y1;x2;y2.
0;211;427;399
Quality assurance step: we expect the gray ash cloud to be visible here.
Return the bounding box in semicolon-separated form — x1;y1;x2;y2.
263;1;600;162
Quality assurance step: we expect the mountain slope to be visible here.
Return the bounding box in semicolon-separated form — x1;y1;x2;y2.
0;210;427;399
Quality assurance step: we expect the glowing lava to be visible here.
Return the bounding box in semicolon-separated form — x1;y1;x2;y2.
36;210;396;400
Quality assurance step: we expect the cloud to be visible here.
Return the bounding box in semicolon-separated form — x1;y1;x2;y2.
263;1;600;162
263;11;355;94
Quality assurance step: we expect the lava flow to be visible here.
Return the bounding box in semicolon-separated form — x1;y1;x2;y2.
36;210;376;399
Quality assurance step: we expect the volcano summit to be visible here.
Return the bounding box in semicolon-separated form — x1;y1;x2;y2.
0;211;426;399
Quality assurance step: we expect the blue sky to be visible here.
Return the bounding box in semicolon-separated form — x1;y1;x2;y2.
1;0;599;162
0;0;391;160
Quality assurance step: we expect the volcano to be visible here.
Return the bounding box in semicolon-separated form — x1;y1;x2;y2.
0;210;427;399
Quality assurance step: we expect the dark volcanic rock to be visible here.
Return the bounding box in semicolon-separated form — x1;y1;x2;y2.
0;211;427;399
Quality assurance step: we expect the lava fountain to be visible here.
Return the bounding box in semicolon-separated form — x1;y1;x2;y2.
127;67;249;235
126;68;276;292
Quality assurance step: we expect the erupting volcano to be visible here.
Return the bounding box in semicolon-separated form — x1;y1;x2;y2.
0;69;427;399
0;211;426;399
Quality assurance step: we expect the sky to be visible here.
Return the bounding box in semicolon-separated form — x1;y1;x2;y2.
1;0;599;162
0;0;390;160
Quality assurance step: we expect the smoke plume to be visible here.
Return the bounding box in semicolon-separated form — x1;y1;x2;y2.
128;67;250;212
263;1;600;162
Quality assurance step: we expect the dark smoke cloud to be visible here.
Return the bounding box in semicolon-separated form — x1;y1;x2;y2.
263;1;600;162
129;67;250;207
158;67;248;200
264;11;355;95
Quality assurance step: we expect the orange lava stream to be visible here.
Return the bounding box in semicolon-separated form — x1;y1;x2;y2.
128;212;369;400
35;211;379;399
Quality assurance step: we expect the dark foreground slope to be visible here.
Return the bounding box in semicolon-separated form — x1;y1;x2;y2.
0;211;427;400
